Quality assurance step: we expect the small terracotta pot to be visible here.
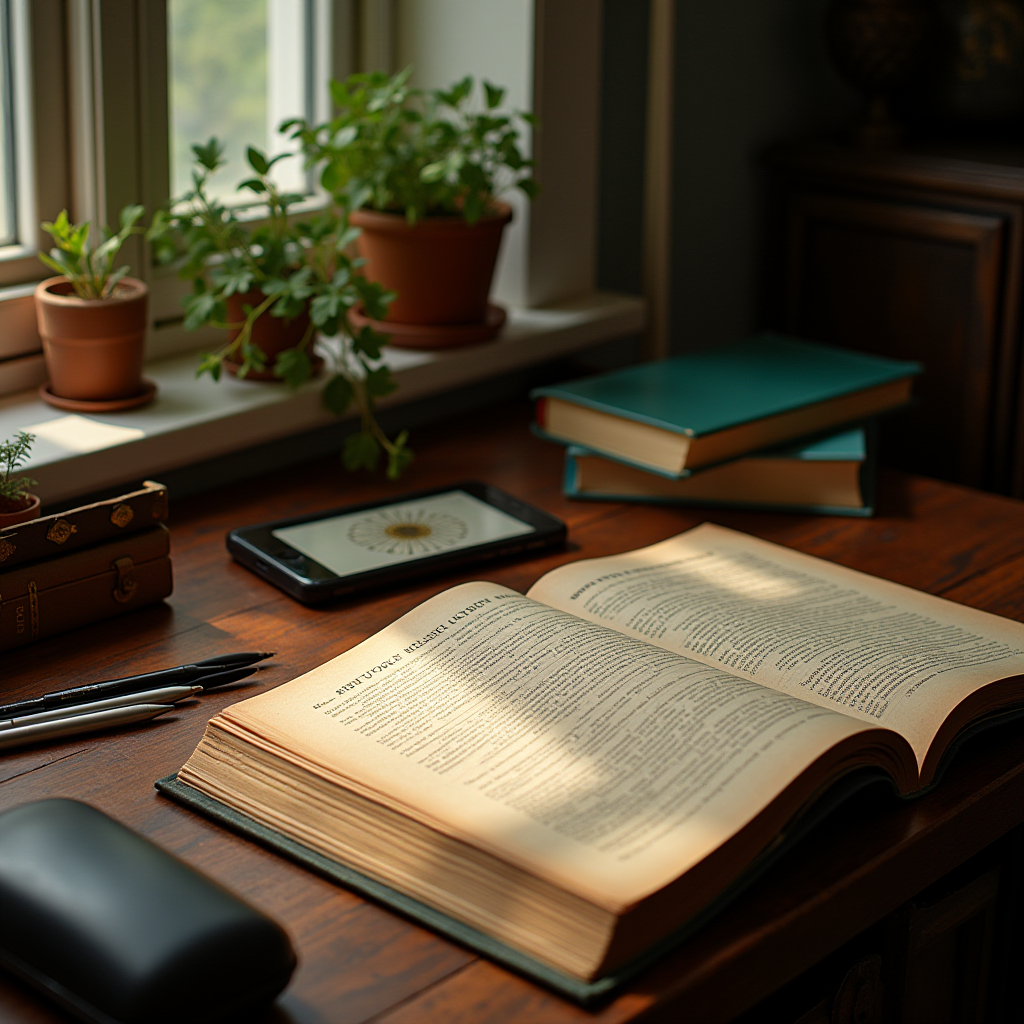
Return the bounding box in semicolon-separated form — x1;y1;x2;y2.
350;203;513;325
0;494;41;528
224;289;317;381
35;277;148;401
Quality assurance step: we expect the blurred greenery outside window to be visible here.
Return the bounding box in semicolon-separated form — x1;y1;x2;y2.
169;0;316;206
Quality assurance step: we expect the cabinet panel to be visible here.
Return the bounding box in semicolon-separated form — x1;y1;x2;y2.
766;141;1024;495
784;194;1006;488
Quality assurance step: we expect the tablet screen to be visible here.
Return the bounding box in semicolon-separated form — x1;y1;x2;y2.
272;489;536;578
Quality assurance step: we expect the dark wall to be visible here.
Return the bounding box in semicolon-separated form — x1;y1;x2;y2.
597;0;860;353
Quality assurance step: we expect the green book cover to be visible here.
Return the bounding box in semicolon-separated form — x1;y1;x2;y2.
531;334;920;438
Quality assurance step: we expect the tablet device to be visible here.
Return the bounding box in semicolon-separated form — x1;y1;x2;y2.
227;482;567;604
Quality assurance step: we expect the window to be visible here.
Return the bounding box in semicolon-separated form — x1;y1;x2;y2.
168;0;320;203
0;1;607;392
0;0;69;387
0;0;16;247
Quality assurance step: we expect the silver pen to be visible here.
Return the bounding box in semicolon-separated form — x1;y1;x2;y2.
0;704;174;751
0;685;202;731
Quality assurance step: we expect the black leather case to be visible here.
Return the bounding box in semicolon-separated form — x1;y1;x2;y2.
0;799;296;1024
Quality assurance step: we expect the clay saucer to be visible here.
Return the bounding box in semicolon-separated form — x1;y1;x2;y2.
39;379;158;412
350;304;507;350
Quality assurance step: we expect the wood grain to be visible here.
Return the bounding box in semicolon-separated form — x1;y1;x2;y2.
3;403;1024;1023
765;139;1024;495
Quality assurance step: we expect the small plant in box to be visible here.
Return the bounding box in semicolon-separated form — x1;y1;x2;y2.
285;69;538;345
148;139;413;479
0;432;40;526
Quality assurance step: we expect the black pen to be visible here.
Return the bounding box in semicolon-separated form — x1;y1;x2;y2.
195;652;275;668
0;661;268;720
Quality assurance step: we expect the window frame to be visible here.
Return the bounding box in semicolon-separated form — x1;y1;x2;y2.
0;0;70;377
0;0;612;391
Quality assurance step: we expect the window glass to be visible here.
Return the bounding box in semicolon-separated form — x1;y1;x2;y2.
168;0;312;204
0;0;16;246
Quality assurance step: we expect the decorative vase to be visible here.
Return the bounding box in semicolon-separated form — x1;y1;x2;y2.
932;0;1024;127
34;277;149;402
826;0;938;146
349;203;513;326
223;290;320;381
0;494;41;527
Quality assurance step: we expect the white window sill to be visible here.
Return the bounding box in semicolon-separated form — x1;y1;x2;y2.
0;292;645;505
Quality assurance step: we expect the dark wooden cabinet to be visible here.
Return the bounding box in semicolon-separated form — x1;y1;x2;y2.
734;828;1023;1024
766;141;1024;494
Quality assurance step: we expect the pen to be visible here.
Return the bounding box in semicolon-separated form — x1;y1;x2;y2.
0;685;203;731
0;704;174;752
196;652;275;668
0;664;260;721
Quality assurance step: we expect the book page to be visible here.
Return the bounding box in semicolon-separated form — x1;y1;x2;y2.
213;581;889;910
528;524;1024;772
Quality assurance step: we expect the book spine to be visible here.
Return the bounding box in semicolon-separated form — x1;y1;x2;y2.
0;557;173;653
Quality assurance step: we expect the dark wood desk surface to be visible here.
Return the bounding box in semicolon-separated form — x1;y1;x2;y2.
4;404;1024;1024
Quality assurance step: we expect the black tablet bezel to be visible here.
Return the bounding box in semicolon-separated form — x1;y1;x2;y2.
226;481;567;605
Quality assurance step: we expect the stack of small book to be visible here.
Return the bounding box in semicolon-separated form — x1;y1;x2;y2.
531;333;922;517
0;481;173;653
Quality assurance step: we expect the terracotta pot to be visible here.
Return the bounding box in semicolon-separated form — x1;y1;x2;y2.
0;493;41;528
35;277;148;401
224;289;317;381
350;203;513;325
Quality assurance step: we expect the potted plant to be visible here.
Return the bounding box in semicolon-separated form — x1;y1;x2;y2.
35;206;152;410
148;140;413;479
285;69;538;348
0;432;39;527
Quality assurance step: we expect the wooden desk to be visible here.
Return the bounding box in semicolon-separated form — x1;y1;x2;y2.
3;404;1024;1024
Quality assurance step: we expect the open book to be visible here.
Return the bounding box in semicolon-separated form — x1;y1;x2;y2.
171;525;1024;994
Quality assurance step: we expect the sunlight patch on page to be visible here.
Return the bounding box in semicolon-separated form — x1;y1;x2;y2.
661;550;805;600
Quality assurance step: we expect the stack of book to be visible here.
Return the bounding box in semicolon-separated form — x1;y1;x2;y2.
531;333;921;516
0;481;173;652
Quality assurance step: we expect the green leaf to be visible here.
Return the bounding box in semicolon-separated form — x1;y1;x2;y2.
273;347;313;389
462;193;484;225
238;178;265;194
38;249;77;277
386;431;414;480
420;161;447;183
212;266;254;296
192;137;224;171
310;292;342;327
360;285;394;322
352;325;386;360
343;431;380;472
364;365;396;398
238;338;268;376
323;374;354;415
517;177;541;200
246;146;270;175
183;291;224;331
120;204;145;231
335;125;358;147
102;265;130;297
196;351;224;381
483;81;505;109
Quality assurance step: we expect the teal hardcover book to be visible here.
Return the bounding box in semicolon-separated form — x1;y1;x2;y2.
563;427;877;517
532;334;919;478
